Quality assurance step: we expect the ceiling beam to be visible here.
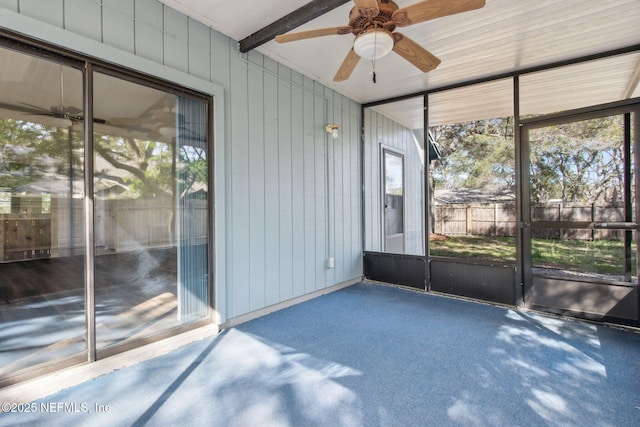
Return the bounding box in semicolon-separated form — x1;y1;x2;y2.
239;0;351;53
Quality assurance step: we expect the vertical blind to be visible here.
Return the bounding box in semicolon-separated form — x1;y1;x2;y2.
176;96;209;321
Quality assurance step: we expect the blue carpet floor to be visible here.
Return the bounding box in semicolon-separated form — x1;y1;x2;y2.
1;282;639;426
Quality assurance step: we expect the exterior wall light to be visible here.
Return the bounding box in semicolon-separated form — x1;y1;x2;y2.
326;124;339;139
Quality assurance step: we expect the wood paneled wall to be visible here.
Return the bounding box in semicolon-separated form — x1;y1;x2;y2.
1;0;362;321
364;108;425;255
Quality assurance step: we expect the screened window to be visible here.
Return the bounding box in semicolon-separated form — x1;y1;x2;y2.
364;97;425;256
428;79;516;263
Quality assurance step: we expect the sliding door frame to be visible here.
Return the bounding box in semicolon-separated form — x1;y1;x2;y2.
0;32;215;385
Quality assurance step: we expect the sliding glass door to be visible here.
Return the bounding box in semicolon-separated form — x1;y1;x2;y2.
92;72;210;351
0;41;212;384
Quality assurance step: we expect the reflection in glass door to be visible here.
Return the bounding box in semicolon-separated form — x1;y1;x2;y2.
93;73;210;352
0;48;86;379
521;108;639;321
0;42;212;385
384;150;405;253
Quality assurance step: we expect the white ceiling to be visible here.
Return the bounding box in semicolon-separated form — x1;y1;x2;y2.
375;51;640;130
161;0;640;128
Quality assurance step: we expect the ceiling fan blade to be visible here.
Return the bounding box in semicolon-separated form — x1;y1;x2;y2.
392;33;441;73
0;102;51;116
392;0;485;27
147;110;178;123
275;26;353;43
333;48;361;82
109;117;147;126
0;102;105;125
110;112;176;127
17;102;54;115
353;0;379;18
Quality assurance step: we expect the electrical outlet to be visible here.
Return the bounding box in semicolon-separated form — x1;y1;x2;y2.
327;257;335;269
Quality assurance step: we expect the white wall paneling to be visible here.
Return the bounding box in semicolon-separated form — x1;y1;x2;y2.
225;57;362;317
102;0;135;53
187;17;211;81
0;0;17;12
17;0;64;27
364;108;425;256
64;0;102;42
162;5;188;73
133;0;164;63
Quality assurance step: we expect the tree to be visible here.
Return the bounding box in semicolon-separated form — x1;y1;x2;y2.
431;117;515;192
94;134;174;198
177;144;207;198
1;116;205;201
431;115;625;205
528;116;624;203
0;119;58;189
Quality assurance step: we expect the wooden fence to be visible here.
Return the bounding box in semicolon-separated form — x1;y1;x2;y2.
434;202;627;240
1;196;207;261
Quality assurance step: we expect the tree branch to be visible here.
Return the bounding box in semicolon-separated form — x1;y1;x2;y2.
94;142;147;182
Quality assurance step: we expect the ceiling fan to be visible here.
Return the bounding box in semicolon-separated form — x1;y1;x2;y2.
0;67;104;127
108;97;179;139
275;0;486;82
0;101;107;128
108;95;177;126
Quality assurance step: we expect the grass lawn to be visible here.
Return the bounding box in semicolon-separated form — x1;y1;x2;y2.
429;235;636;276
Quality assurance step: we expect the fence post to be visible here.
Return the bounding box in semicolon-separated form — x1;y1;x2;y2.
559;203;563;240
591;202;596;241
466;204;472;235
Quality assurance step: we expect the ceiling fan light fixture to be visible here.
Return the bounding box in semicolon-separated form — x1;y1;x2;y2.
158;126;177;138
353;29;394;60
52;116;73;128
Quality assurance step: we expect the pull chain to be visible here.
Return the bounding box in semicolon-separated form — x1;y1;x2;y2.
371;24;378;84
